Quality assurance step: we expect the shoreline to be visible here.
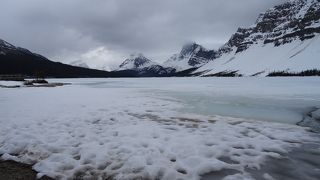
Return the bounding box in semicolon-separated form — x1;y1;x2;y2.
0;160;53;180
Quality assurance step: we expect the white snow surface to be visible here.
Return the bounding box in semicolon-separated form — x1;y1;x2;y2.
0;78;320;180
197;35;320;77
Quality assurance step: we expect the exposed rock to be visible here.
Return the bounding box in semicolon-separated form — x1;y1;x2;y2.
219;0;320;55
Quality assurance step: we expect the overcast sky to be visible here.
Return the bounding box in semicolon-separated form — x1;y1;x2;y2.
0;0;286;70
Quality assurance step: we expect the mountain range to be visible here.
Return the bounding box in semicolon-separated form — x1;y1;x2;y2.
1;0;319;78
114;0;320;77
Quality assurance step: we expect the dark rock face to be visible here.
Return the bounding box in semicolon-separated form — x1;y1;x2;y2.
219;0;320;55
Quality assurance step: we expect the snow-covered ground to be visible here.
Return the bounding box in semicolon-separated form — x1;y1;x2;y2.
0;77;320;180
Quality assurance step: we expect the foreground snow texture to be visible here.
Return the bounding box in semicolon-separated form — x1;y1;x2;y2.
0;78;320;180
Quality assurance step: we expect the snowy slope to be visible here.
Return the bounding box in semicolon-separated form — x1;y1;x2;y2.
197;35;320;76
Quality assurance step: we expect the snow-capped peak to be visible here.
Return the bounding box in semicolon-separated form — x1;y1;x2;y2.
117;54;175;76
180;42;202;57
118;53;157;70
0;39;16;49
163;42;216;71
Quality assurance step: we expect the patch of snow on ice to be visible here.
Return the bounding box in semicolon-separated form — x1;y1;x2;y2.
0;81;23;87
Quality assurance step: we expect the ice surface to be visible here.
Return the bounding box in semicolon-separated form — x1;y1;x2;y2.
0;80;23;87
0;78;319;180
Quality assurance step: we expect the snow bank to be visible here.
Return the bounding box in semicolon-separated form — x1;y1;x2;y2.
0;78;319;180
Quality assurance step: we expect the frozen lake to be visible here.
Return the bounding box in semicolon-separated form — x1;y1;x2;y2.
0;77;320;180
69;77;320;124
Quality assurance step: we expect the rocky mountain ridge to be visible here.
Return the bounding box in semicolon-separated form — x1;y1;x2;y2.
219;0;320;54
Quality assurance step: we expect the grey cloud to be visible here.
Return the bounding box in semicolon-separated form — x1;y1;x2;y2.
0;0;287;68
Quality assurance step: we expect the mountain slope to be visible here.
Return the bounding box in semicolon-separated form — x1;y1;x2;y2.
163;43;216;72
0;39;116;78
117;54;175;77
195;0;320;76
69;60;90;69
118;53;157;70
